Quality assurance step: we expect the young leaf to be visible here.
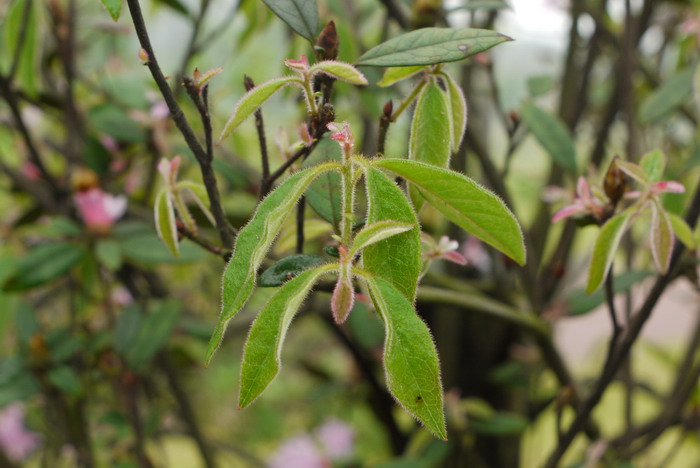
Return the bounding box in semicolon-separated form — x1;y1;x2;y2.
356;28;511;67
154;188;179;257
175;181;215;226
375;159;526;266
668;213;695;249
615;160;649;185
586;210;633;294
441;73;468;153
206;163;340;364
100;0;122;20
650;202;674;273
259;254;326;287
262;0;319;43
639;150;666;183
309;61;368;85
3;243;86;292
239;264;335;408
377;66;427;87
349;220;415;257
219;76;301;142
364;276;446;440
520;103;577;174
638;66;695;124
363;168;422;301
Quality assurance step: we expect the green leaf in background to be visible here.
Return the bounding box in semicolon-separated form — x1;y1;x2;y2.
639;149;666;183
262;0;318;43
363;168;422;301
126;300;182;369
302;138;343;227
3;243;86;292
650;202;673;273
526;75;554;97
115;305;142;357
96;239;123;271
567;271;652;316
470;413;527;435
219;76;301;142
154;188;179;257
154;0;190;16
309;61;368;85
442;73;468;153
207;163;340;364
100;0;122;20
615;159;649;185
376;159;526;266
448;0;511;12
586;210;633;294
4;0;38;94
239;264;335;408
520;102;577;174
639;66;695;124
378;66;426;87
350;220;414;257
88;104;145;143
364;276;446;440
114;222;206;265
47;366;82;396
259;254;326;287
357;28;511;67
668;213;695;249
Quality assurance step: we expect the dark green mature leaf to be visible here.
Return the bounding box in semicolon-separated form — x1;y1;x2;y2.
262;0;318;42
96;239;123;271
115;305;142;357
115;224;206;264
239;264;335;408
207;163;340;364
376;159;526;265
470;413;527;435
259;254;326;287
364;276;446;440
303;138;343;227
639;66;695;124
586;210;633;294
126;300;182;369
520;103;577;174
357;28;511;67
88;104;145;143
363;168;422;301
100;0;122;20
567;271;652;316
378;66;427;87
47;367;81;396
3;243;86;292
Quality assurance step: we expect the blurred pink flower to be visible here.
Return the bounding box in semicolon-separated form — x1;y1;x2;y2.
111;286;133;306
158;156;181;186
20;162;41;181
268;435;326;468
551;177;605;222
74;188;127;232
423;234;468;266
461;236;492;272
150;101;170;120
316;420;354;459
0;403;41;462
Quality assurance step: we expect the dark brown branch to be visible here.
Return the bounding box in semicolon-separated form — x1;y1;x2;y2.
243;76;270;196
377;0;409;29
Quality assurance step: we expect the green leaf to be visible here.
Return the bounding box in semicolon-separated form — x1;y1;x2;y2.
154;188;179;257
449;0;512;11
88;104;145;143
375;159;526;266
639;149;666;183
363;167;422;301
470;413;527;435
239;264;335;408
567;271;652;316
100;0;122;20
650;202;673;273
377;66;427;87
668;213;695;249
357;28;511;67
364;276;446;440
262;0;318;43
526;75;554;97
520;103;577;174
442;73;468;153
259;254;326;287
350;221;414;257
175;181;215;226
639;66;695;124
47;366;82;396
126;300;182;369
4;0;38;94
586;210;633;294
96;239;123;271
154;0;190;16
302;138;343;227
219;76;301;142
309;61;368;85
3;243;86;292
115;305;142;357
207;163;339;364
615;160;649;185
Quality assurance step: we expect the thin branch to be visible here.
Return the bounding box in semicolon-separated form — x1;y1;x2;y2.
243;76;270;196
377;0;409;29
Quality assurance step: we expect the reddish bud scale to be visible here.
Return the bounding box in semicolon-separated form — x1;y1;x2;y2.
383;100;394;118
331;277;355;324
603;156;628;206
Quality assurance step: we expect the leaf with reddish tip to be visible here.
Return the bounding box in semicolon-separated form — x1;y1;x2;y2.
309;61;368;85
586;210;633;294
154;188;179;257
650;202;674;273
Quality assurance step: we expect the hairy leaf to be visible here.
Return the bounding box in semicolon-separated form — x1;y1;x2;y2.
259;254;326;287
357;28;511;67
650;202;673;273
668;213;695;249
377;66;427;87
376;159;526;265
639;66;694;124
615;160;649;185
442;73;468;153
206;163;339;364
350;221;414;257
100;0;122;20
520;103;577;174
586;210;633;294
363;168;422;301
262;0;318;42
219;76;301;142
639;150;666;183
154;188;179;257
3;243;86;292
239;264;335;407
309;61;368;85
364;276;446;440
176;181;215;226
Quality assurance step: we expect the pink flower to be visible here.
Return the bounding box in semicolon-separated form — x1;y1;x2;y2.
316;420;354;460
158;156;181;186
461;236;492;272
422;234;467;265
20;162;41;181
268;435;326;468
551;177;605;222
150;101;170;120
327;121;354;154
0;403;41;462
74;188;127;232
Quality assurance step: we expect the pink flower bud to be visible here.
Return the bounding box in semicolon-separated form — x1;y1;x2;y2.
316;420;354;459
331;276;355;324
157;156;181;185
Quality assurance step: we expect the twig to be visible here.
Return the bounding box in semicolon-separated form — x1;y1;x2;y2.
604;272;621;365
177;223;226;258
243;76;270;196
296;197;306;253
174;0;212;96
260;139;322;196
377;0;409;29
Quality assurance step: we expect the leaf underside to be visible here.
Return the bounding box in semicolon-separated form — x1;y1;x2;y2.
262;0;319;43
